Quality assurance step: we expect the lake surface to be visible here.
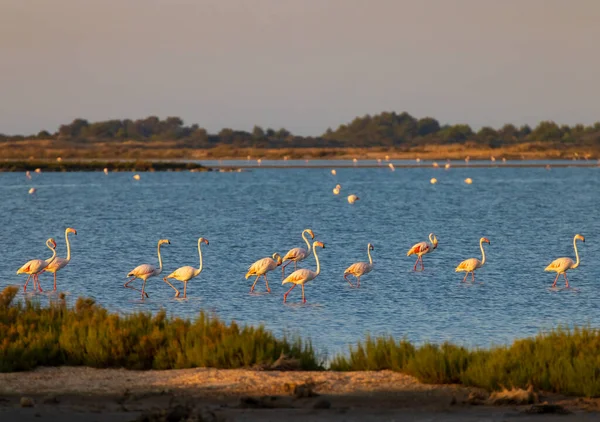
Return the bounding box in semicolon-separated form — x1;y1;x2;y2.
2;163;600;357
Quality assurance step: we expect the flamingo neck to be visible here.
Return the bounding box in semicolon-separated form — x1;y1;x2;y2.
313;243;321;276
367;246;373;266
65;229;72;261
479;239;486;266
157;243;164;274
46;241;57;264
572;236;581;269
195;239;204;277
302;230;312;257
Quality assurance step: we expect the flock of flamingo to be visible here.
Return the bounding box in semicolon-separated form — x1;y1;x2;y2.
16;226;586;303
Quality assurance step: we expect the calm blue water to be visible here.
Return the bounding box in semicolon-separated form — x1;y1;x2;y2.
2;164;600;357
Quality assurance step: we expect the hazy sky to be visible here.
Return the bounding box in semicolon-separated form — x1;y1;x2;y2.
1;0;599;135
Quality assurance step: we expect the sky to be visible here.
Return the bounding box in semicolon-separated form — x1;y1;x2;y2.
1;0;599;136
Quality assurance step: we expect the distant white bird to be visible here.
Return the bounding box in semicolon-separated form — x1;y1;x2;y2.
388;163;395;171
17;238;57;293
257;158;262;165
125;239;170;299
42;227;77;291
331;169;337;175
28;187;36;194
163;237;209;298
416;158;421;163
281;229;315;278
430;178;437;184
444;163;451;170
377;158;382;164
490;156;496;162
333;184;341;195
385;155;390;161
464;178;473;184
25;171;31;180
245;252;282;293
34;168;41;173
103;168;109;175
344;243;374;288
282;241;325;303
456;237;490;283
133;174;141;180
432;162;439;168
347;194;359;204
545;234;585;289
353;158;358;163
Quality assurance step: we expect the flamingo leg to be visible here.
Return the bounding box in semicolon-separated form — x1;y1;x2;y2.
125;277;150;298
23;275;32;292
461;272;468;283
250;275;260;292
420;257;425;271
53;272;57;291
344;273;356;288
183;282;187;298
35;274;43;292
551;273;560;288
163;277;180;297
357;276;361;288
413;257;419;271
264;274;271;293
471;272;475;282
283;284;296;303
294;261;297;271
563;273;570;288
140;279;147;300
281;261;292;279
301;284;306;303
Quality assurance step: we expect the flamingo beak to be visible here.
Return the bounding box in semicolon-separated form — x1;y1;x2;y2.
204;239;209;245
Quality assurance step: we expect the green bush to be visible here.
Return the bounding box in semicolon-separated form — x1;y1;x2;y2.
0;287;320;371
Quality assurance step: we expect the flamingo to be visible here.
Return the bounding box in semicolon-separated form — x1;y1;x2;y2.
124;239;170;299
17;238;57;292
407;233;438;271
281;229;315;278
282;241;325;303
42;227;77;291
347;194;359;204
455;237;490;282
245;253;282;293
344;243;374;288
545;234;585;288
163;237;208;298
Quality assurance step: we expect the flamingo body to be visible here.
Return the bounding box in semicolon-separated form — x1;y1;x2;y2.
43;227;77;290
163;237;208;298
17;238;57;292
125;239;170;299
407;233;438;271
246;253;282;292
281;229;314;279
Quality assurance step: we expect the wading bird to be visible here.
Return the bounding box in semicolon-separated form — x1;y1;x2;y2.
245;253;282;293
344;243;374;288
42;227;77;291
17;238;57;292
282;241;325;304
407;233;438;271
163;237;209;298
347;194;359;204
125;239;170;299
281;229;315;278
455;237;490;282
545;234;585;289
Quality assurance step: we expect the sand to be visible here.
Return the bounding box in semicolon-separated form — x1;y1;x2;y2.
1;367;599;421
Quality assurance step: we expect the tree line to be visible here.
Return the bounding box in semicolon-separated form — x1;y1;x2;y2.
2;112;600;148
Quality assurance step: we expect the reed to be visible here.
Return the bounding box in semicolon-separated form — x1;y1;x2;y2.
330;328;600;397
0;286;321;372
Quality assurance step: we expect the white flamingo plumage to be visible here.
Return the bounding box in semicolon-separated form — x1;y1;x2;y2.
545;234;585;288
163;237;209;298
347;194;359;204
344;243;374;288
281;229;314;279
42;227;77;291
407;233;438;271
125;239;170;299
282;241;325;304
17;238;57;293
246;253;282;293
455;237;490;282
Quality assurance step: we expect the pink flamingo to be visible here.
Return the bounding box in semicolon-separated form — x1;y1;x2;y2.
245;253;282;293
125;239;170;300
163;237;209;298
17;238;57;292
282;241;325;304
344;243;374;288
407;233;438;271
545;234;585;288
455;237;490;282
42;227;77;290
281;229;314;279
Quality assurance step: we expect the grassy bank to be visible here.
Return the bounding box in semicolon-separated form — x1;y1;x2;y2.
0;160;211;172
0;287;319;371
2;287;599;397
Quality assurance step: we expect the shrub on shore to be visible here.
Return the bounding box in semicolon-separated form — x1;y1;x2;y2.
330;329;600;397
0;286;320;372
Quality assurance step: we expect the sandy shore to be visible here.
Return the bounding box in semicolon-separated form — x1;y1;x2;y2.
1;367;599;421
